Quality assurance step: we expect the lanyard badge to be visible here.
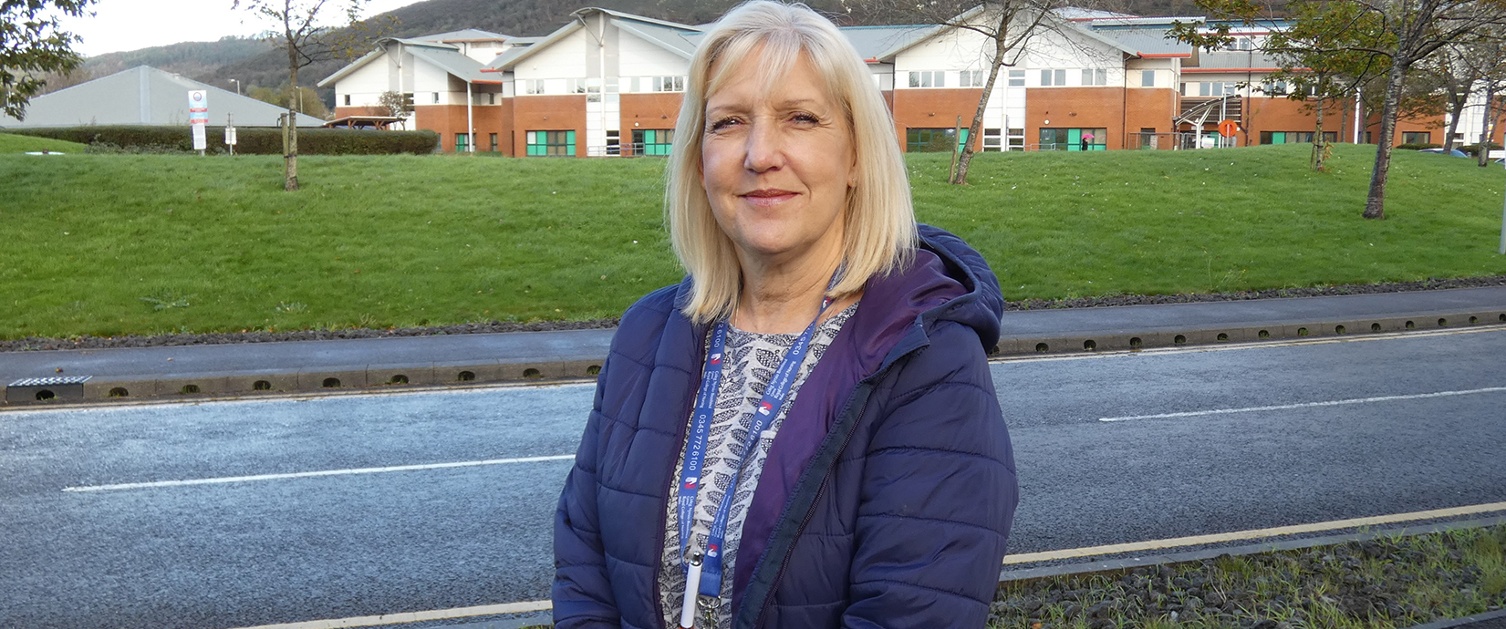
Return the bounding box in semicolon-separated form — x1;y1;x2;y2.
675;270;841;626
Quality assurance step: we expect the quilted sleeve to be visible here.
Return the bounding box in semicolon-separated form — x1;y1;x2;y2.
551;355;622;629
842;322;1019;629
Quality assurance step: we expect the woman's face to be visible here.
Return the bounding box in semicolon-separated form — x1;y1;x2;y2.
700;51;856;271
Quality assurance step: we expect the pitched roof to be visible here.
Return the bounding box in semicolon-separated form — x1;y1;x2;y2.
0;66;324;128
406;45;500;83
493;7;700;71
839;25;932;62
416;28;510;42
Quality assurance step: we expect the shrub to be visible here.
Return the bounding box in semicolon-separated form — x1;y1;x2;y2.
6;125;438;155
1459;142;1501;157
1397;142;1441;151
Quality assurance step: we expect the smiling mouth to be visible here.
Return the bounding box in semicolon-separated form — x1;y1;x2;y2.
741;189;798;204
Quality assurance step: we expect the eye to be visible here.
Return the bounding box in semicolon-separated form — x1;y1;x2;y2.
790;112;821;125
707;116;742;133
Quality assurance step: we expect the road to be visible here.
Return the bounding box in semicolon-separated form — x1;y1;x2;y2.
3;327;1504;628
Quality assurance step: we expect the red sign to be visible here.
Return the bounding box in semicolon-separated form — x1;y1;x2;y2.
1218;119;1239;138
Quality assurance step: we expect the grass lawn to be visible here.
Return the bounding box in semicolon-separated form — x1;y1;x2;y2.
1;143;1503;339
0;132;87;154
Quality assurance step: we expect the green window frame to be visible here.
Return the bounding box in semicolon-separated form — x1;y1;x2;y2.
1040;127;1107;151
905;127;969;153
456;133;470;152
526;130;576;157
632;129;674;156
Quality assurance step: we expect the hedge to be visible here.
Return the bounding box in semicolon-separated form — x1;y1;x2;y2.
4;125;439;155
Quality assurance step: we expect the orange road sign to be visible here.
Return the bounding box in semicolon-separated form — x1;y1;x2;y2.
1218;119;1239;138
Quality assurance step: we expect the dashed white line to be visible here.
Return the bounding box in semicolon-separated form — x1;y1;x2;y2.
62;454;575;493
1098;385;1506;422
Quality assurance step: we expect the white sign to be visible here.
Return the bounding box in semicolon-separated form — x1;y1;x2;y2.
188;90;209;126
224;126;237;146
192;123;207;151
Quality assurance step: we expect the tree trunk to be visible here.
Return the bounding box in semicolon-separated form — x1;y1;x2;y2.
1480;85;1497;167
284;40;300;192
1363;60;1408;220
1312;95;1326;172
951;9;1011;185
1443;82;1467;152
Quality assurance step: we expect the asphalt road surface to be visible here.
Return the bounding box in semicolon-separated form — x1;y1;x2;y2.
3;327;1504;628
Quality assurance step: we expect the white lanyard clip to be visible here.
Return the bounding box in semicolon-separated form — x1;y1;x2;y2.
678;552;704;628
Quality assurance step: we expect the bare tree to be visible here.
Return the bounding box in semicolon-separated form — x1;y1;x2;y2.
859;0;1088;184
232;0;372;191
377;89;408;118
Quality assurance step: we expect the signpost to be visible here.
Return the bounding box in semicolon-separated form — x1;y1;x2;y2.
225;113;237;156
1217;119;1239;146
188;90;209;155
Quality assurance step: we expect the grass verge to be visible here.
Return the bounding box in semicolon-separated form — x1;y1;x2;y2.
0;132;87;154
1;143;1504;339
989;523;1506;628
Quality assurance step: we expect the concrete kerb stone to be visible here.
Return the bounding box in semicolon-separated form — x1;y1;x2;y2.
151;374;233;398
296;367;369;391
223;372;300;396
433;360;506;386
365;363;438;387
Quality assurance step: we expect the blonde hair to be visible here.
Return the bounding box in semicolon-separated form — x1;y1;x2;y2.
666;0;917;324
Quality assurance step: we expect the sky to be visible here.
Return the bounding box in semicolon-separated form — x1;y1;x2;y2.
57;0;428;57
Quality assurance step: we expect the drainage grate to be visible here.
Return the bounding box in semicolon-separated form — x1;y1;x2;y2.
5;375;92;403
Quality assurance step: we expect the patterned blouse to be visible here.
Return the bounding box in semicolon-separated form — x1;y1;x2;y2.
657;302;859;629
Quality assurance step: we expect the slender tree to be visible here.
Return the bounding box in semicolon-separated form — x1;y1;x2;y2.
1175;0;1506;219
1;0;96;119
858;0;1088;184
232;0;371;191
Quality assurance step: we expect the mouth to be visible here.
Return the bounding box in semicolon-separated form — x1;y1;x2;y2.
740;188;798;205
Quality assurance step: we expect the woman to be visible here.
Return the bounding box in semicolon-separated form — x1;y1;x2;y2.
553;2;1017;628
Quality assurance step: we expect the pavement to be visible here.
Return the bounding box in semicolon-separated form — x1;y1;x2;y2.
3;285;1506;407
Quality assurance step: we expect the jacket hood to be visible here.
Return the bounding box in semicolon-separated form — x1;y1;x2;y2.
913;223;1004;350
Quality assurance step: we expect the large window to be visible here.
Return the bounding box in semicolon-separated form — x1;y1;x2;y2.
525;80;545;95
908;70;945;88
653;76;685;92
1402;131;1432;145
1007;69;1025;87
525;130;576;157
906;127;969;153
1039;127;1107;151
1081;68;1107;86
959;70;986;88
1141;70;1155;88
456;133;470;152
1040;69;1067;86
1198;82;1238;96
1261;131;1340;144
632;129;674;156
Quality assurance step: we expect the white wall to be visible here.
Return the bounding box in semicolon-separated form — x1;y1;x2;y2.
616;30;689;85
515;28;590;83
337;57;392;107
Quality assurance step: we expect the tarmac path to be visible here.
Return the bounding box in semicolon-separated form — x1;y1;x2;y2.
2;327;1504;629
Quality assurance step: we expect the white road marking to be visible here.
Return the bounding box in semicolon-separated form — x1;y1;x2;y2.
1004;500;1506;563
228;500;1506;629
228;599;552;629
62;455;575;493
1097;385;1506;422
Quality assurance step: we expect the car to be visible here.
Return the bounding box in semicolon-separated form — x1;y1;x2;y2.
1419;147;1469;157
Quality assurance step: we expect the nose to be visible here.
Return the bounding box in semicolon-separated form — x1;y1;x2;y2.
742;117;785;173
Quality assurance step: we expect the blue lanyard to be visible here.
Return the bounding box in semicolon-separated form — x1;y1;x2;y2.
677;291;835;598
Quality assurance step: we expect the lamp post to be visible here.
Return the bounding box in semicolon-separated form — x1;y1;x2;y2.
230;79;240;95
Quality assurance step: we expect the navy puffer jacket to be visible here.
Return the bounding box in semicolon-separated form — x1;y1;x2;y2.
554;224;1018;628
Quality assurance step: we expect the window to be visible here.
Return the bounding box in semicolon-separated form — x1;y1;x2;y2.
959;70;986;88
653;76;684;92
1007;127;1025;151
525;130;576;157
1007;69;1025;87
1081;68;1107;86
343;94;351;106
456;133;470;152
1402;131;1431;145
1039;127;1106;151
432;92;441;104
486;92;496;105
1198;82;1237;97
1140;127;1157;149
905;127;969;153
489;133;498;152
1141;70;1155;88
606;130;620;156
983;127;1001;151
1261;80;1288;96
526;80;545;95
1040;69;1067;86
908;70;945;88
632;129;674;156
